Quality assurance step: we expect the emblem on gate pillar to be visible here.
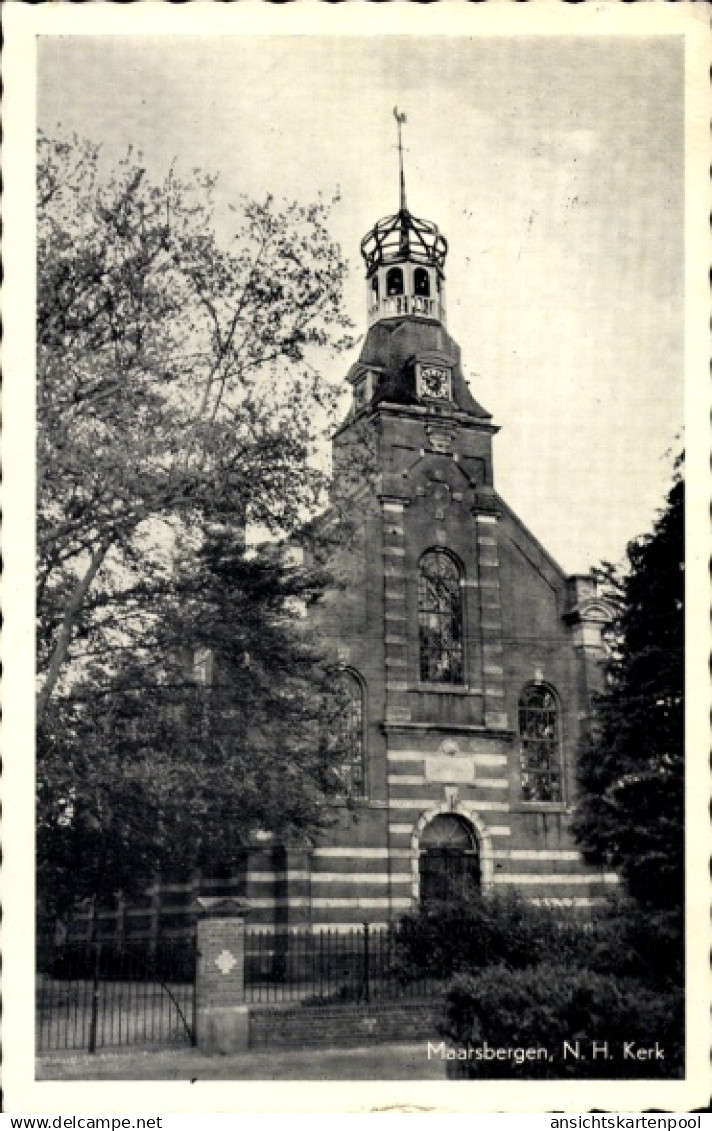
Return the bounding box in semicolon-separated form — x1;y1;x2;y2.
215;949;237;975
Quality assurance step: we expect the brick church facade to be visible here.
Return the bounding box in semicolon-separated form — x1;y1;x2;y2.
66;142;617;944
240;157;617;931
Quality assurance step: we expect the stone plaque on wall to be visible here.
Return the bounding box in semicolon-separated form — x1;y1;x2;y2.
485;711;510;730
386;706;412;723
425;756;475;784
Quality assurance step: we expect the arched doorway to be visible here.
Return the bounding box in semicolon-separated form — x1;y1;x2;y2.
419;814;480;906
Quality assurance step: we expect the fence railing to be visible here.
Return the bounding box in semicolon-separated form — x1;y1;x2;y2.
36;936;196;1053
244;924;440;1005
37;923;440;1052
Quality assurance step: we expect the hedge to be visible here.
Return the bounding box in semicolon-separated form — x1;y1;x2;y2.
440;964;684;1079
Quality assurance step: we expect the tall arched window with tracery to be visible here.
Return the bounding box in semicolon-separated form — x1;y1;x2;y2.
331;669;366;797
518;683;563;802
418;549;464;684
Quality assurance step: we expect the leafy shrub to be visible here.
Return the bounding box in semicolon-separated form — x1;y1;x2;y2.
440;964;684;1079
585;895;684;989
394;890;596;981
395;890;683;993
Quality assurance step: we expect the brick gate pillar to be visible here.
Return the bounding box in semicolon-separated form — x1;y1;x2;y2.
194;896;250;1053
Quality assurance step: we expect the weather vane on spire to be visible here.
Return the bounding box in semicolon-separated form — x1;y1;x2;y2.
393;107;408;213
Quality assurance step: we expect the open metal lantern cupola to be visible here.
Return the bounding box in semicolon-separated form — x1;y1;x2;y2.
360;109;448;328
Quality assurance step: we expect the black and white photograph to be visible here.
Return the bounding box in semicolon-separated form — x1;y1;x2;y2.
3;0;709;1117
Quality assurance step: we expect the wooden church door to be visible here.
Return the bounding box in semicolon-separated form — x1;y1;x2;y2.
419;814;480;906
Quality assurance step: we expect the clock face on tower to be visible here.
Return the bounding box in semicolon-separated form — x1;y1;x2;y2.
419;364;451;400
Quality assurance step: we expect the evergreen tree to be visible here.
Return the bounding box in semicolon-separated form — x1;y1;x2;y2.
572;457;684;916
37;533;353;918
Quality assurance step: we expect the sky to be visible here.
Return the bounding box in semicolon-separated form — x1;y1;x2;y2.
37;30;685;575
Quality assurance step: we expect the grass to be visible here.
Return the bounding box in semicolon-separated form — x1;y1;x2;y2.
37;1041;448;1081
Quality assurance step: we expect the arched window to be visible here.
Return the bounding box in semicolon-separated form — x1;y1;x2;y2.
386;266;404;296
518;684;562;802
371;275;379;300
419;814;480;905
414;267;430;297
331;670;366;797
418;550;464;684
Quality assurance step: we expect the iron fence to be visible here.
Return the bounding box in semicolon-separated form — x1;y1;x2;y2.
37;922;439;1052
36;936;196;1053
244;923;441;1004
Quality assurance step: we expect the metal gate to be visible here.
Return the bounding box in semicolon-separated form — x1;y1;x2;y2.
36;936;196;1052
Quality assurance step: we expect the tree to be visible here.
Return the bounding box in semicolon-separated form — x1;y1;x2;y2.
37;531;357;920
36;132;363;915
572;457;684;916
37;131;353;721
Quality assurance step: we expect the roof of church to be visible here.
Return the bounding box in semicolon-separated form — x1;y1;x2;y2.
351;318;492;420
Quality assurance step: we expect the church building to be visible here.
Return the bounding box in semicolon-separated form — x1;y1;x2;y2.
241;121;617;931
67;123;617;945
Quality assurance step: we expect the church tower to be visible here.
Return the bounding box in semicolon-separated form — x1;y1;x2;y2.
337;127;514;706
292;113;616;930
